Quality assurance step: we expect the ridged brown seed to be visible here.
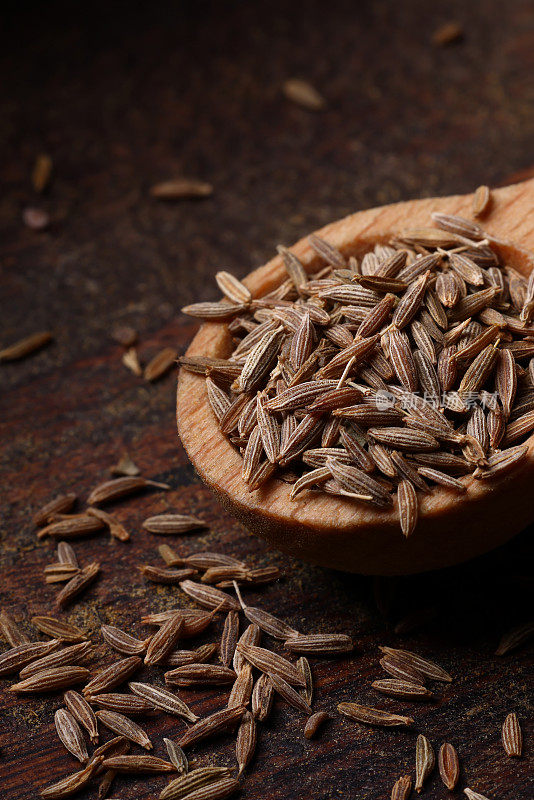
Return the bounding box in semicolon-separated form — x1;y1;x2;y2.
251;672;274;721
417;467;466;492
234;583;299;640
256;392;280;463
128;681;198;722
472;185;491;217
143;513;206;534
165;663;236;687
449;252;485;286
326;458;391;506
83;656;142;696
44;563;80;583
308;233;346;267
496;348;517;417
179;580;239;611
502;712;522;756
0;611;29;646
163;738;188;774
86;507;129;541
102;754;175;773
142;565;196;584
206;377;231;422
220;611;240;668
393;272;430;328
87;476;170;505
234;328;284;393
473;444;528;479
54;708;89;762
269;673;312;714
338;702;413;727
40;757;103;799
379;646;452;682
101;625;149;656
10;666;91;693
64;690;99;744
391;774;412;800
56;542;78;566
236;642;305;686
0;639;62;675
388;328;418;391
496;621;534;655
233;623;261;673
277;245;308;289
266;380;337;411
33;493;77;527
228;662;254;709
56;562;100;607
19;641;93;678
369;428;438;452
96;709;152;749
379;654;426;685
89;693;154;714
144;614;184;666
415;734;435;792
431;212;485;240
160;767;232;800
371;678;433;700
215;271;251;304
236;710;257;777
463;789;491;800
182;301;248;319
37;515;105;541
284;633;352;655
165;643;218;667
290;312;314;370
438;742;460;789
177;706;246;749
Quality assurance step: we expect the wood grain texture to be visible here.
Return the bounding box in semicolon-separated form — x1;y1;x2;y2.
0;1;532;798
177;179;534;575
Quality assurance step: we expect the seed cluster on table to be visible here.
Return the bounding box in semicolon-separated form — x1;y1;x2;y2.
181;212;534;536
0;471;529;800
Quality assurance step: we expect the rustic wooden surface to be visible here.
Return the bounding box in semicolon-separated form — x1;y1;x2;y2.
0;2;532;799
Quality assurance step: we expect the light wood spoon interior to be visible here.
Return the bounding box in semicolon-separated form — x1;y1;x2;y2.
177;178;534;575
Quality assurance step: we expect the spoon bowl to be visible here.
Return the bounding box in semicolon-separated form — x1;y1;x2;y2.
177;179;534;574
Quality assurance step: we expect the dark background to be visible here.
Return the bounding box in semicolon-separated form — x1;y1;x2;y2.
1;1;533;798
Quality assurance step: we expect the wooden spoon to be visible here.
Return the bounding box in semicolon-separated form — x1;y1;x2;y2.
177;178;534;575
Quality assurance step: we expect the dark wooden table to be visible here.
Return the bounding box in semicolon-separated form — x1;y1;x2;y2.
1;2;532;798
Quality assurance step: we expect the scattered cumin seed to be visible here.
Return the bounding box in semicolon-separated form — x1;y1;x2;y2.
282;78;326;111
0;331;53;361
32;153;53;193
144;347;178;381
122;347;142;375
304;710;329;739
150;179;213;200
338;702;413;727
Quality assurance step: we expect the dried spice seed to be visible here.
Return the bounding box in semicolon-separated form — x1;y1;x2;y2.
141;565;196;584
282;78;326;111
163;738;189;774
144;614;184;666
20;642;92;678
379;646;452;682
252;671;274;721
338;702;413;727
143;513;206;534
54;708;89;762
502;712;522;756
102;754;174;772
391;775;412;800
165;643;218;667
237;642;305;686
463;790;491;800
236;710;257;776
144;347;178;381
165;663;236;687
0;639;62;676
177;706;246;748
234;582;299;640
228;662;254;709
38;515;105;541
0;330;53;361
495;621;534;655
150;179;213;199
89;693;154;714
415;734;435;792
87;476;169;505
269;673;312;714
438;742;460;789
40;758;103;799
96;710;152;750
122;347;142;375
0;610;29;646
86;507;130;542
101;625;149;656
10;666;91;693
304;710;328;739
160;769;233;800
64;690;99;744
179;580;239;611
220;611;240;668
371;678;433;701
56;562;100;608
83;656;142;695
397;480;418;538
33;493;77;527
472;186;491;217
128;681;198;722
284;633;352;655
44;563;80;583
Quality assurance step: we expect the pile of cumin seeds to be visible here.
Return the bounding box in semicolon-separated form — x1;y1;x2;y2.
181;213;534;536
